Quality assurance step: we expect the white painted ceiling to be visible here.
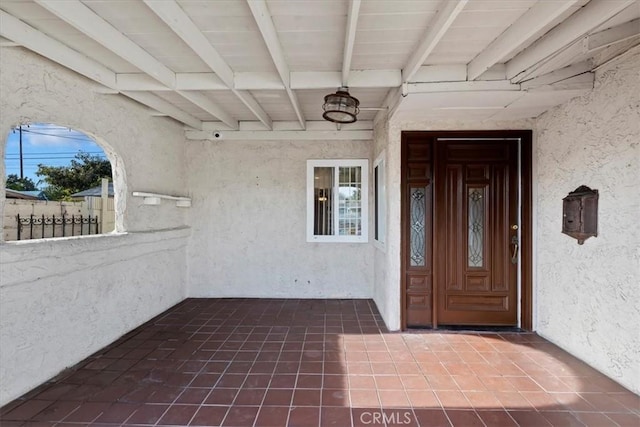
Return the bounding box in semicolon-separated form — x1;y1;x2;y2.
0;0;638;139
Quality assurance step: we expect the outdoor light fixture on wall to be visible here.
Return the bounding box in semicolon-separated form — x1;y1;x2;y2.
322;87;360;124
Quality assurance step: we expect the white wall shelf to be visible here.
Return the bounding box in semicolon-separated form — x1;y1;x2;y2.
132;191;191;207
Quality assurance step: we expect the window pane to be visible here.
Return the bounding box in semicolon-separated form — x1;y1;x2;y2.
338;166;362;236
374;159;385;244
313;167;333;235
374;165;379;240
306;159;368;243
468;187;485;267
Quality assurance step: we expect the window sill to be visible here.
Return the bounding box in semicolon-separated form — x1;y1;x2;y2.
307;236;368;243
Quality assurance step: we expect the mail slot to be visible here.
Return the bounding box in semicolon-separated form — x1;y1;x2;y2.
562;185;598;244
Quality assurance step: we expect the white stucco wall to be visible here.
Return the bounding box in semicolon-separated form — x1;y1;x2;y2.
372;117;391;329
0;230;189;405
186;139;374;299
0;47;190;405
373;117;534;331
534;46;640;394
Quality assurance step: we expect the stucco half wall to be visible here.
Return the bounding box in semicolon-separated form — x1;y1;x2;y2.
186;139;374;299
534;46;640;394
0;47;190;406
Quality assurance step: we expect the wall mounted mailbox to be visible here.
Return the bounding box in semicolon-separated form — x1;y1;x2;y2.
562;185;598;244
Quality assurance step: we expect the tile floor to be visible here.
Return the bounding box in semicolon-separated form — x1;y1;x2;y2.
1;299;638;426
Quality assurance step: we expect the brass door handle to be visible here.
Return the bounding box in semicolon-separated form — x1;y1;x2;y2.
511;235;519;264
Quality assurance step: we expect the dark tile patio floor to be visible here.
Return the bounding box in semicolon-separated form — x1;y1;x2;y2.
1;299;638;426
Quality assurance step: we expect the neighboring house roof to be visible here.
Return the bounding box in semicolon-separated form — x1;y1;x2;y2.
5;189;47;200
71;183;114;198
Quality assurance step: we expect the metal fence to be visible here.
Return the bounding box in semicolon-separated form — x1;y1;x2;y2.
16;214;100;240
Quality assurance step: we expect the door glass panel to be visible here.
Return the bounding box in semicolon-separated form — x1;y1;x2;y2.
410;187;426;266
468;187;485;267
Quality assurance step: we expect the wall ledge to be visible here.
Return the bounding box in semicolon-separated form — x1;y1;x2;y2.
0;227;191;288
0;226;191;248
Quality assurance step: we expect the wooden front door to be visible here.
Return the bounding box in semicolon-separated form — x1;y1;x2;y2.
402;132;522;328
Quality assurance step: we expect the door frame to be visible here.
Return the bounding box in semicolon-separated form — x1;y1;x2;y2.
400;130;533;331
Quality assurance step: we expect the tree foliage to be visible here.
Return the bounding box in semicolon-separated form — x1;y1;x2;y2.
36;152;112;201
5;174;38;191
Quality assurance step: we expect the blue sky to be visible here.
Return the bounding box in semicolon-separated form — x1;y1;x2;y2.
4;123;106;189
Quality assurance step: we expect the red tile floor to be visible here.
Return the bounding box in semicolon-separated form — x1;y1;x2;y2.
1;299;638;426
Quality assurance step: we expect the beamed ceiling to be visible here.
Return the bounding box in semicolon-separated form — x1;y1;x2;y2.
0;0;638;140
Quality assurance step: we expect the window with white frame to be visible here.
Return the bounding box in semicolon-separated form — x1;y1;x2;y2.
307;159;368;243
374;153;385;246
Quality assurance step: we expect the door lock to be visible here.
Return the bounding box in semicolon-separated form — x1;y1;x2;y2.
511;224;519;230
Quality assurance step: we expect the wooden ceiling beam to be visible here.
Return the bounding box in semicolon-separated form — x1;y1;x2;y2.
0;10;203;130
512;18;639;83
587;18;640;51
468;0;582;81
401;0;468;83
406;80;521;94
117;70;402;91
186;129;373;141
247;0;305;129
201;120;374;132
0;9;116;90
36;0;235;128
506;0;635;80
35;0;175;88
342;0;361;87
177;91;238;130
122;91;203;130
143;0;268;130
520;61;594;89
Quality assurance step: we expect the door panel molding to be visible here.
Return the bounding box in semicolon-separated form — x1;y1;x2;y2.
400;130;533;330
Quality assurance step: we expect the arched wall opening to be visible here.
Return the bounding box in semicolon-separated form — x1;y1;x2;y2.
2;121;127;241
0;46;190;407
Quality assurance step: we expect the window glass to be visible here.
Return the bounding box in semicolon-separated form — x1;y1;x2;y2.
338;166;362;236
307;159;368;243
313;167;333;236
374;155;385;245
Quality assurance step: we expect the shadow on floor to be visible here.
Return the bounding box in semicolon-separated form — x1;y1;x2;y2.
1;298;638;426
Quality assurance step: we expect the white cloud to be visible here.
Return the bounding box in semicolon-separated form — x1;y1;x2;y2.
19;123;95;148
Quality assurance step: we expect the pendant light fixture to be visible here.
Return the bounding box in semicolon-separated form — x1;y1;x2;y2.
322;87;360;124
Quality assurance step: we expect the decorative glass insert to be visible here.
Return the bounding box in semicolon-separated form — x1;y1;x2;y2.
468;187;485;267
410;187;426;266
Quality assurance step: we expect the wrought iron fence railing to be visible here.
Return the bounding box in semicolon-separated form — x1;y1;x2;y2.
15;214;100;240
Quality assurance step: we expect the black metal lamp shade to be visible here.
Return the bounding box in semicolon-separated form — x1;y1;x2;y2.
322;89;360;124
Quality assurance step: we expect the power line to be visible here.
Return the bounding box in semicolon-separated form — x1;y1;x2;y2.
5;151;105;155
5;155;107;160
20;129;97;142
17;125;74;129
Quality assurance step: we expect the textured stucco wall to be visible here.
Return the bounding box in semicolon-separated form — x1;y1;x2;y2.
0;230;189;405
374;117;534;331
372;117;391;328
186;139;374;298
0;47;190;405
0;47;189;233
534;46;640;394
